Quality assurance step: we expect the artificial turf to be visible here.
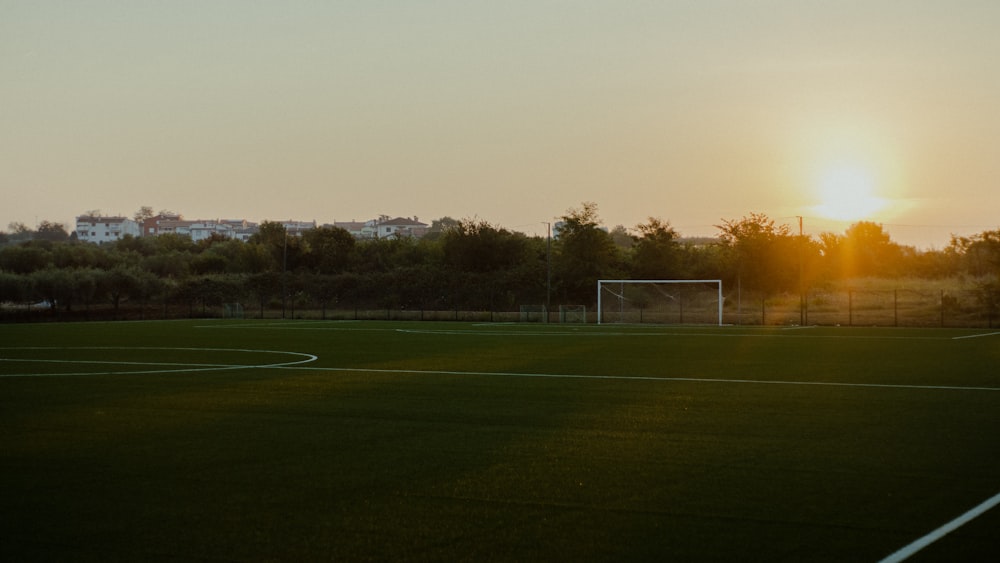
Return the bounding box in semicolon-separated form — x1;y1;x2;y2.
2;320;999;561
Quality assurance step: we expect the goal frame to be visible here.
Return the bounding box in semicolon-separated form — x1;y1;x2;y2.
597;279;723;325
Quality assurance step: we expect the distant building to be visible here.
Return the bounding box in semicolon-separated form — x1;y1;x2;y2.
280;220;317;236
141;213;183;237
221;219;258;242
329;221;368;238
75;215;140;244
140;215;258;242
374;217;428;239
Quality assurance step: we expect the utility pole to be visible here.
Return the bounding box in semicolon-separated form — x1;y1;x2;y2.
543;222;552;323
797;216;805;326
282;229;288;319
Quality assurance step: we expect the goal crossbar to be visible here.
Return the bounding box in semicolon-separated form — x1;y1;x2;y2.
597;279;723;325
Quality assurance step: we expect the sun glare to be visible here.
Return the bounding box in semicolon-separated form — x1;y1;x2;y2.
812;163;888;221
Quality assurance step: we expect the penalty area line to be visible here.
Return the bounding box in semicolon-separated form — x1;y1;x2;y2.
880;490;1000;563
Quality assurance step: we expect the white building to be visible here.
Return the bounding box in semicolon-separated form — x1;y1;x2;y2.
155;219;241;242
75;215;141;244
221;219;258;242
140;214;258;242
280;220;317;236
329;221;368;238
373;217;428;239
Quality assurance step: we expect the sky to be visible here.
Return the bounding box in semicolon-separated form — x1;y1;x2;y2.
2;1;999;249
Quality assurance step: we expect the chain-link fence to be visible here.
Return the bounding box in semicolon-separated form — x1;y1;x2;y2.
725;288;998;328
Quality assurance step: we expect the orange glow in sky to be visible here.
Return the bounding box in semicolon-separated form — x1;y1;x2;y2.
2;2;999;249
814;163;888;222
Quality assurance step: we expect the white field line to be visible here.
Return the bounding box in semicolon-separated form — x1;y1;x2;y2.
273;365;1000;392
392;328;955;340
952;331;1000;340
880;491;1000;563
0;347;317;377
198;323;957;340
196;321;1000;342
1;358;235;367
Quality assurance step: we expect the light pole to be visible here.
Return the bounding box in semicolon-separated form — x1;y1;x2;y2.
543;222;551;322
797;216;805;326
282;229;288;319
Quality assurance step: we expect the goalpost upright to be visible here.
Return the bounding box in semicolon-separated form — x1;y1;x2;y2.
597;279;723;325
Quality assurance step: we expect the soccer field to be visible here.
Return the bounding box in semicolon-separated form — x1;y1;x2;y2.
2;320;999;561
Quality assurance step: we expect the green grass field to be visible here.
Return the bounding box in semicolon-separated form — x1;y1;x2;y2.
2;320;999;561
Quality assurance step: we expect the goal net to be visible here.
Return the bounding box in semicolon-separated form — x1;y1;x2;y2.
519;304;547;323
223;302;245;319
558;305;587;323
597;280;723;325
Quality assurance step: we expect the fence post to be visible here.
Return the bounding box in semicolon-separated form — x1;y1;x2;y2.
848;290;853;326
803;289;808;325
940;289;945;327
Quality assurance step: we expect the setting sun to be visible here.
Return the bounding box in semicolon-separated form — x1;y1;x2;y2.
812;163;888;221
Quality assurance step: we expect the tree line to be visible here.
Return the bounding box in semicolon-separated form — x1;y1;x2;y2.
2;203;998;320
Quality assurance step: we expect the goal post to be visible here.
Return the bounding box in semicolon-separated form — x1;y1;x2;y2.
597;280;723;325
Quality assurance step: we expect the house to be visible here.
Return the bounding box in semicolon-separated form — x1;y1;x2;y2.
329;221;368;238
280;220;317;236
141;214;258;242
373;217;428;239
221;219;258;242
141;213;183;237
75;215;141;244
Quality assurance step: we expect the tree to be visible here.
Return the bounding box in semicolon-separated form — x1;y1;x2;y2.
950;229;1000;278
97;266;140;319
244;272;281;318
553;202;622;303
821;222;903;278
249;221;300;272
0;244;51;274
36;221;69;242
423;216;460;241
154;233;197;254
0;271;30;304
142;251;191;279
608;225;633;250
234;242;274;274
31;267;75;313
72;268;100;316
190;251;229;275
441;219;530;274
844;221;901;277
631;217;680;279
133;206;155;223
354;236;425;274
716;212;797;292
302;226;355;274
6;222;33;243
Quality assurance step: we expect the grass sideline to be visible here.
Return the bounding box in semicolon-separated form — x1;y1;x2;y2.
2;320;999;561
